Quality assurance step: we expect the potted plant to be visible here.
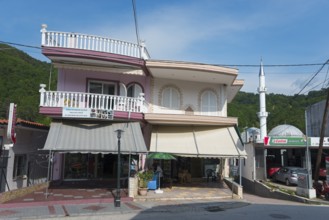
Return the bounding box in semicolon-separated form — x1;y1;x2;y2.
137;170;153;196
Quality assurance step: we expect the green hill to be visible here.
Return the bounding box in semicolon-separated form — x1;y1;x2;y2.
0;43;57;124
228;90;327;133
0;43;327;131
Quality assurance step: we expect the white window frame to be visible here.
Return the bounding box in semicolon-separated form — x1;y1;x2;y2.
127;83;143;98
88;80;117;95
162;87;180;109
201;90;217;115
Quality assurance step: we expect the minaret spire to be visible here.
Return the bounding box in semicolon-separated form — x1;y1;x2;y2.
257;59;268;142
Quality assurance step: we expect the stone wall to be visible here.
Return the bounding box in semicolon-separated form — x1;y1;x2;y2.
224;178;243;199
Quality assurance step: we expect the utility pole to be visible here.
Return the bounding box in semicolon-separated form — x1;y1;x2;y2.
314;88;329;183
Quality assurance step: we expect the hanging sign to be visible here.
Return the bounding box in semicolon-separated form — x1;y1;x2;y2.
63;107;113;120
6;103;16;144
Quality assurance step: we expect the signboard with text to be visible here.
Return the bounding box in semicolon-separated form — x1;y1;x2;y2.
264;136;305;147
63;107;113;120
309;137;329;148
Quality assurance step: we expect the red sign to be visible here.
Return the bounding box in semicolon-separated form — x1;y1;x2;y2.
6;103;16;144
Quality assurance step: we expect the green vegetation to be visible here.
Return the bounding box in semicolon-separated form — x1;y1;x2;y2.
137;170;154;188
0;43;327;130
228;90;327;133
263;181;296;196
0;43;57;125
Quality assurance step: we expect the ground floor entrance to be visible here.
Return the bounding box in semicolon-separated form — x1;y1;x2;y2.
56;153;232;187
61;153;138;181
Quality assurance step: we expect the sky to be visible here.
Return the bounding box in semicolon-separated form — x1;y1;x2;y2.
1;0;329;95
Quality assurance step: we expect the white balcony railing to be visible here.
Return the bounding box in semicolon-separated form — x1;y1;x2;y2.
40;24;150;60
39;86;147;114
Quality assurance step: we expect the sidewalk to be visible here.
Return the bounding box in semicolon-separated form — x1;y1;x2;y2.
0;181;234;219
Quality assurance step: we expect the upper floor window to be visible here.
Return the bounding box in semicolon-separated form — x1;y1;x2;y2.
88;81;116;95
162;87;180;109
127;83;143;98
201;90;217;114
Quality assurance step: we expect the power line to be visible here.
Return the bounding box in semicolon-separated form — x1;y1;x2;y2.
295;59;329;95
0;40;327;68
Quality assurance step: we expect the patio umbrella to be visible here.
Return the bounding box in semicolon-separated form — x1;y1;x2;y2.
147;152;177;160
147;152;176;194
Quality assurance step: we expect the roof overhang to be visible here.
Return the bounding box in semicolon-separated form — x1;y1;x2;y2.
42;47;146;73
144;113;238;126
145;60;244;102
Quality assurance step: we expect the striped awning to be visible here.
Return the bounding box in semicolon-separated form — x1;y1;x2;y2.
150;125;246;158
43;120;147;154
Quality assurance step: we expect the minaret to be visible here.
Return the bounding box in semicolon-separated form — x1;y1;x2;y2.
257;59;268;142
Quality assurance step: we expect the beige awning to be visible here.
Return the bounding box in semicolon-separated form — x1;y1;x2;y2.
43;120;147;154
150;125;246;158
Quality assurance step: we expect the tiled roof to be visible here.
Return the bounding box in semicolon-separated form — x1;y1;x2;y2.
0;118;49;130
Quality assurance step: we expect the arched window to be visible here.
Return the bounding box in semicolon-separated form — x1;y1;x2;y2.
162;87;180;109
127;83;143;98
201;90;217;114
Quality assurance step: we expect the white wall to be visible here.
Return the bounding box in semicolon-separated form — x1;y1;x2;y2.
2;126;48;192
150;78;227;116
241;143;255;181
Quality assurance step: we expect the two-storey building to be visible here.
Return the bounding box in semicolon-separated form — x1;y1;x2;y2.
39;24;246;188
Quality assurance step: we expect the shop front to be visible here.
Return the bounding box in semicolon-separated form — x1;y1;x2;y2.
148;125;246;183
63;153;138;180
43;120;147;182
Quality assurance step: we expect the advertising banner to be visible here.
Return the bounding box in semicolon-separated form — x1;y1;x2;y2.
264;136;305;147
309;137;329;148
63;107;113;120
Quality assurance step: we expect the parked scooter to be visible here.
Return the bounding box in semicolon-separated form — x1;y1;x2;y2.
314;180;329;200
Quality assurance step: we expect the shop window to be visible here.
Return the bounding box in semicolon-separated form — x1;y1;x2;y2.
162;87;180;109
13;154;27;178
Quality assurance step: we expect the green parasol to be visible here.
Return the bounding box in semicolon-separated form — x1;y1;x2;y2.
147;152;177;160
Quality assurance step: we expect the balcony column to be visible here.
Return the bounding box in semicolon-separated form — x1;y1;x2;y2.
41;24;48;46
138;93;145;112
39;84;47;106
140;41;148;60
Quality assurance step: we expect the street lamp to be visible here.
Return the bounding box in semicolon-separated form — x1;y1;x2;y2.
114;129;124;208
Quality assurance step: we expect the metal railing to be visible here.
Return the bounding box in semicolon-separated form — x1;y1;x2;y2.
39;89;147;113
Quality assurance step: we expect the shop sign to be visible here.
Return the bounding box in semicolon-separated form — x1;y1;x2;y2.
309;137;329;148
63;107;113;120
264;136;305;146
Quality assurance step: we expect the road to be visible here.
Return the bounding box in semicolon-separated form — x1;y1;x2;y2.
34;193;329;220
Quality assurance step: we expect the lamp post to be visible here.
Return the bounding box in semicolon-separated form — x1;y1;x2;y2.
114;129;124;208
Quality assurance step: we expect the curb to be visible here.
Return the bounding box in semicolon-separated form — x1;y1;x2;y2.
0;197;133;208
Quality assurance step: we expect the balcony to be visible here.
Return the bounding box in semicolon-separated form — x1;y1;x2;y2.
39;85;147;119
40;24;150;60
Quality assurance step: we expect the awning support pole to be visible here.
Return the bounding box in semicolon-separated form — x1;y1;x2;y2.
45;150;52;199
239;156;242;186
